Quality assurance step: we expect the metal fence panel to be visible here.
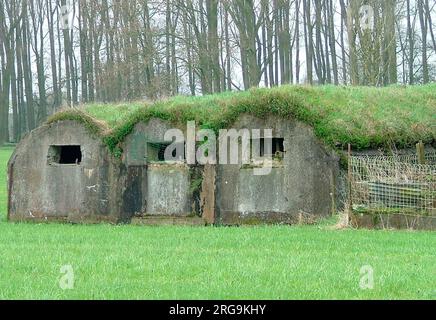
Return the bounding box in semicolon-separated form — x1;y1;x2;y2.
350;153;436;215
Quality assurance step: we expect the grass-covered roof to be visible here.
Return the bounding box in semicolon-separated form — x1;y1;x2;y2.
47;84;436;156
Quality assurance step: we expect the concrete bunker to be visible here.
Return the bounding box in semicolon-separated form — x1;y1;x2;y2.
213;114;340;225
7;120;120;223
8;114;343;225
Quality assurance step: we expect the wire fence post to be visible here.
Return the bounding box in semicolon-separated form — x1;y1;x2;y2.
416;141;426;165
330;166;337;217
347;144;353;217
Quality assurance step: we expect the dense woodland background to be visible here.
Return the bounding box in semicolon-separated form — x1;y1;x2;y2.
0;0;435;145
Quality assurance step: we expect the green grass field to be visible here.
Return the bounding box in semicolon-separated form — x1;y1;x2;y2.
0;146;435;300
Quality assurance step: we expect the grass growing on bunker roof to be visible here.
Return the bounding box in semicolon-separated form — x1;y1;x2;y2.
47;84;436;155
47;108;110;137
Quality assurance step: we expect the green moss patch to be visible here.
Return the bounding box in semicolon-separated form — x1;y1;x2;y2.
47;108;110;137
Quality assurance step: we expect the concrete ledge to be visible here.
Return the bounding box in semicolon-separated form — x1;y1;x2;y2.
351;213;436;231
219;211;321;226
131;216;207;226
8;215;118;224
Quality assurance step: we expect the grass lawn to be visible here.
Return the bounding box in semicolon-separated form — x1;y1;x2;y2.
0;146;435;300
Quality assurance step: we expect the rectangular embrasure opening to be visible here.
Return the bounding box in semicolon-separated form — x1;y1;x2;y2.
147;142;185;162
252;138;285;157
47;145;82;165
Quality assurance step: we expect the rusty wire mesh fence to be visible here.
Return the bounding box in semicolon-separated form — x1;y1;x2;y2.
350;153;436;216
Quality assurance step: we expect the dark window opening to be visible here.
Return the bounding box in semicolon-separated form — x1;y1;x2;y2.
252;138;285;157
158;144;170;161
272;138;285;155
148;142;185;162
47;145;82;165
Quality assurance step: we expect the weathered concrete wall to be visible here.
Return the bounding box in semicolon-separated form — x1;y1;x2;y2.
8;120;123;223
122;115;341;224
200;165;216;224
215;114;340;225
121;165;147;219
8;115;343;226
146;164;192;216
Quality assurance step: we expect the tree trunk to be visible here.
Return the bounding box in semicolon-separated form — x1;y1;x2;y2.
418;0;429;83
303;0;313;84
406;0;415;84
